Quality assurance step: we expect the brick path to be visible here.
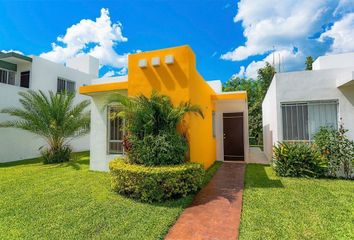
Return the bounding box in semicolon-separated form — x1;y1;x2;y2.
165;162;246;240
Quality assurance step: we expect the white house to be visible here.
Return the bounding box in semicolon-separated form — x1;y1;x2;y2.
263;52;354;160
0;52;99;163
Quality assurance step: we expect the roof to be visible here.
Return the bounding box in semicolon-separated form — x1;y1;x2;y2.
0;52;32;63
79;81;128;95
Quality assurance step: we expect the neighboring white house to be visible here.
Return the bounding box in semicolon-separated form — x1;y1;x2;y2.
263;52;354;161
0;52;99;163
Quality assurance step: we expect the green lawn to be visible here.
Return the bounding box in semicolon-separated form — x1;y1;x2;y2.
0;152;221;240
240;164;354;240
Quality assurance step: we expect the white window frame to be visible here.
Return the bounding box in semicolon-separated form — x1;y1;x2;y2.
281;100;338;142
107;105;125;155
0;68;16;86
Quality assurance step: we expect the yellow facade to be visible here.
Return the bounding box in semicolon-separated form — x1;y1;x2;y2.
80;45;246;169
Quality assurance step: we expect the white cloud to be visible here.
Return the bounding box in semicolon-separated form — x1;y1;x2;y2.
117;67;128;76
40;8;128;69
1;49;24;55
235;49;304;79
222;0;354;78
102;70;115;78
319;13;354;54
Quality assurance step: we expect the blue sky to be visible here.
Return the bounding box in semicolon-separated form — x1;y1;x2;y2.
0;0;353;82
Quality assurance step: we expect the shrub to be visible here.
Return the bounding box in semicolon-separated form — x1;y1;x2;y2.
272;142;325;177
41;145;72;164
314;124;354;179
127;131;188;166
109;158;205;202
107;91;203;166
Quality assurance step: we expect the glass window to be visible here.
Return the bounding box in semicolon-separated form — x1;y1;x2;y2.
107;106;124;154
0;69;16;85
0;69;7;83
281;101;338;141
20;71;30;88
57;77;76;93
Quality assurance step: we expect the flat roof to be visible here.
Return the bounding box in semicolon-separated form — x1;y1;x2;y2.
0;52;33;63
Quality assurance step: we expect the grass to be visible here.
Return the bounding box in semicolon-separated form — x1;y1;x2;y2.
239;164;354;240
0;152;221;240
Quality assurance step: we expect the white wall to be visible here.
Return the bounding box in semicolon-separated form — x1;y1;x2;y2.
0;56;96;163
313;52;354;70
89;90;127;171
66;55;99;77
262;77;278;160
262;66;354;161
214;98;249;162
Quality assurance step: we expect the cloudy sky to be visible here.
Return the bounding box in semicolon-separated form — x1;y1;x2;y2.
1;0;353;81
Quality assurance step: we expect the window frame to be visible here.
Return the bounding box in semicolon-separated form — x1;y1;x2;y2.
57;77;76;94
107;105;125;155
281;100;339;142
20;71;30;88
0;68;16;86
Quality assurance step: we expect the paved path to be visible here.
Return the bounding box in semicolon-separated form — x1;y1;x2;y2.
165;162;246;240
249;147;269;164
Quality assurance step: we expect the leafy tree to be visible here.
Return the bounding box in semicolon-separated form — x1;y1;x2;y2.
257;62;276;97
305;56;314;70
223;63;275;145
0;91;90;163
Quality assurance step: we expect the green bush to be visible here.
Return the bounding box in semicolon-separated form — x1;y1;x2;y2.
109;158;205;202
314;124;354;179
127;131;188;166
272;142;325;177
41;145;72;164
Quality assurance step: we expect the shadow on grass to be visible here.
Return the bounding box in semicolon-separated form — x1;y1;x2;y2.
0;157;42;168
245;164;284;188
0;151;90;169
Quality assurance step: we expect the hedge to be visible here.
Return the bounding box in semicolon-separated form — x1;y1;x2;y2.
109;158;205;202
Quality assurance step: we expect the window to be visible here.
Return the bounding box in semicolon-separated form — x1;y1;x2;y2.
107;106;124;154
281;101;338;141
0;69;16;86
20;71;30;88
57;77;76;93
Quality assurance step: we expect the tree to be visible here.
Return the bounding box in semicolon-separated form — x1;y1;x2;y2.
107;91;204;165
0;91;90;163
257;62;276;97
305;56;314;70
222;62;275;146
108;91;204;139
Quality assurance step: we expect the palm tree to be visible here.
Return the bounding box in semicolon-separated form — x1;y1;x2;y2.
108;91;204;139
107;91;204;165
0;90;90;163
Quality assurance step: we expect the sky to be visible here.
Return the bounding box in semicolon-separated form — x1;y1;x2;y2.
0;0;353;82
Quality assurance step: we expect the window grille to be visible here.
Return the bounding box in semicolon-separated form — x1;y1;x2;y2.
281;101;338;141
107;106;124;154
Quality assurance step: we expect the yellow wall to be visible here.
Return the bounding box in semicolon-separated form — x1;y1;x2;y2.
127;45;216;169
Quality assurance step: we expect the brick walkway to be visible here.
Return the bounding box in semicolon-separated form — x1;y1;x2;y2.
165;162;246;240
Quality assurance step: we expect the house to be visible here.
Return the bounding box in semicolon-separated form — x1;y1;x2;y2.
80;45;249;171
0;52;98;162
262;52;354;160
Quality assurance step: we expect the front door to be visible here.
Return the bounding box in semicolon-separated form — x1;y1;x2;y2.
223;112;244;161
